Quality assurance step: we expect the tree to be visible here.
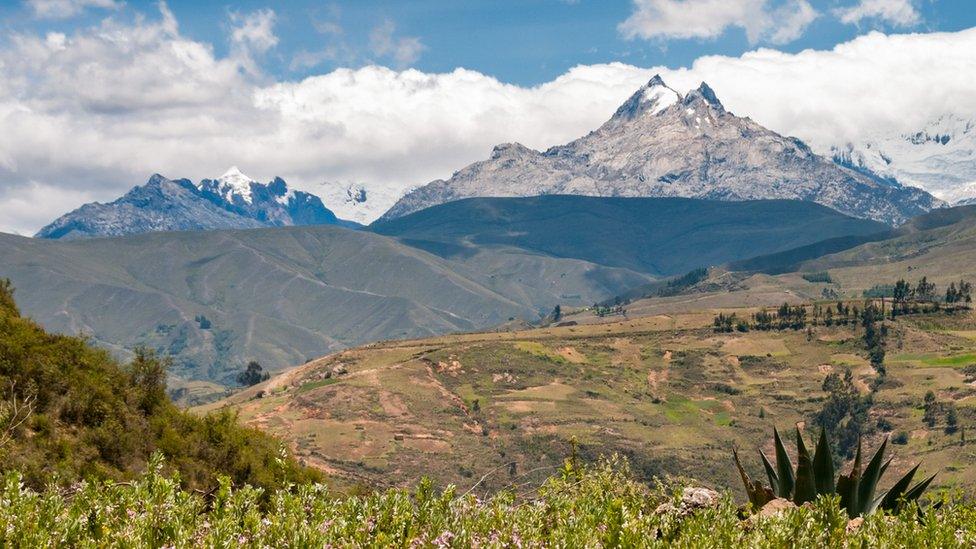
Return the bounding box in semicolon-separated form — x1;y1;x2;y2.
552;304;562;323
237;361;270;387
915;277;936;302
814;369;873;459
923;391;939;428
946;404;959;435
129;347;170;414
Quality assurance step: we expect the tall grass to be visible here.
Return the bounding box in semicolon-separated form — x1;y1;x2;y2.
1;454;973;548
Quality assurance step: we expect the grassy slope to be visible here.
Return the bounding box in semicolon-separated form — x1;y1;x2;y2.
0;226;650;390
370;196;889;276
0;283;317;490
204;302;976;497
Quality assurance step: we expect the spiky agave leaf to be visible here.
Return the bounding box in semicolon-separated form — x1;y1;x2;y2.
772;427;795;499
733;448;775;508
812;428;835;496
837;439;863;518
759;448;779;495
902;474;938;505
877;464;919;513
793;426;817;505
857;437;889;515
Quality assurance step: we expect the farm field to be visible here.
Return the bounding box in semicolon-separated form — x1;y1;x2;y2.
203;305;976;496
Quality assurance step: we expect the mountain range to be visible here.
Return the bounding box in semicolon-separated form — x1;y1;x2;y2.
35;167;348;240
0;196;889;393
831;114;976;205
381;76;941;225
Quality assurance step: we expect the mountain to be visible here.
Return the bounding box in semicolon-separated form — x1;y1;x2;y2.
0;224;651;389
370;196;888;277
36;167;346;240
316;180;404;226
730;204;976;276
380;76;940;225
831;115;976;205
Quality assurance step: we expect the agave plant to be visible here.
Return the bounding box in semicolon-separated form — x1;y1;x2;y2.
733;426;936;517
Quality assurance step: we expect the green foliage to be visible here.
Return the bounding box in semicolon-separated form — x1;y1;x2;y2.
735;427;936;518
814;369;873;458
802;271;833;283
0;456;968;547
237;361;270;387
0;285;317;491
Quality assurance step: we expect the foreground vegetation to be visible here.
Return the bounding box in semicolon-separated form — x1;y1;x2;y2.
0;280;317;491
1;456;972;547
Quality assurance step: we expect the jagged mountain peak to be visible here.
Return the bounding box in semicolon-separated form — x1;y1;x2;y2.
646;74;667;88
682;82;724;112
611;74;680;121
380;78;940;225
491;142;537;158
37;170;344;240
212;166;256;204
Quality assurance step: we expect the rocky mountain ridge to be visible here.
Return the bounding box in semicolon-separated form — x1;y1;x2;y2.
831;114;976;205
380;76;941;225
36;168;344;240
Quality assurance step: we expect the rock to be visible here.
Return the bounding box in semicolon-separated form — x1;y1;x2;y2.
655;487;721;517
255;390;265;399
846;517;864;533
757;498;796;518
332;364;347;376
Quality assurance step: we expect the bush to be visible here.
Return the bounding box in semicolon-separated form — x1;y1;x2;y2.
0;280;318;492
0;456;970;547
802;271;833;283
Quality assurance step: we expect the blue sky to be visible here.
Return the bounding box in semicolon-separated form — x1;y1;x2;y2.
3;0;974;85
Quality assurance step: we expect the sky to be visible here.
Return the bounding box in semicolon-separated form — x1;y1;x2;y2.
0;0;975;234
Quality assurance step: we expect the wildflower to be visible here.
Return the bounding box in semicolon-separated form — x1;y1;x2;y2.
433;530;455;548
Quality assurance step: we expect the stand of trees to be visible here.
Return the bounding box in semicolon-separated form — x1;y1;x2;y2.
890;276;972;317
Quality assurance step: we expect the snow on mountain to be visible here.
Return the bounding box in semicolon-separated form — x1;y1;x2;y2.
316;181;405;226
830;115;976;205
37;170;342;240
208;166;256;204
381;76;940;225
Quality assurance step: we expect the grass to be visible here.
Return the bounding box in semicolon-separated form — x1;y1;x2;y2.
297;378;340;393
207;305;976;498
2;455;974;548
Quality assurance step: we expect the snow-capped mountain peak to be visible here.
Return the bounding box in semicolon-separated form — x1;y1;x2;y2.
830;114;976;204
380;76;940;224
612;74;681;121
214;166;256;204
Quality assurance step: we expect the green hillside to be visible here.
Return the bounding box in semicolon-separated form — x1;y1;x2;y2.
0;226;649;392
0;281;316;490
370;196;889;276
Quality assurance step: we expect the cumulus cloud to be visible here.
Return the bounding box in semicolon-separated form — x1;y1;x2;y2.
24;0;121;20
618;0;818;45
835;0;921;27
0;3;974;235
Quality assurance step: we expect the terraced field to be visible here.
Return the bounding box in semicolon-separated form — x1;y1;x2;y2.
203;306;976;496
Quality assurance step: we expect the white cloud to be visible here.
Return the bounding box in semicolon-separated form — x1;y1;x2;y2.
229;8;278;75
618;0;818;45
835;0;921;27
369;19;425;66
24;0;121;20
0;3;974;235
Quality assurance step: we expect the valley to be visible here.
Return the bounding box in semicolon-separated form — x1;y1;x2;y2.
201;298;976;496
